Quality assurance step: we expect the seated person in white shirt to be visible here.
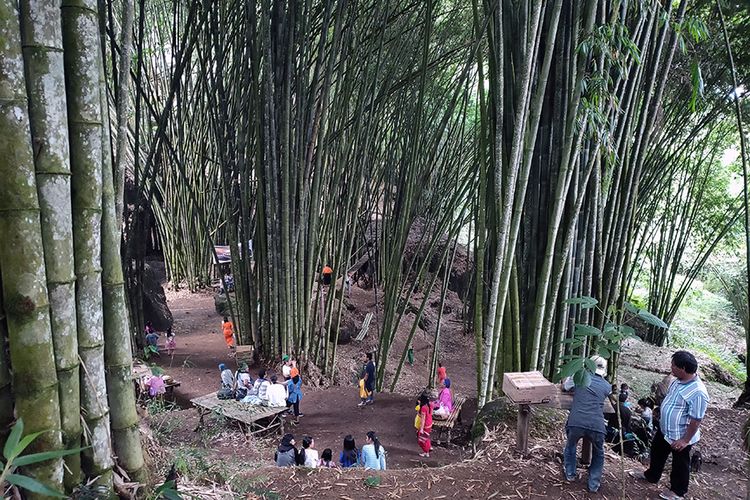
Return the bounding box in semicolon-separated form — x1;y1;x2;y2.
265;375;288;407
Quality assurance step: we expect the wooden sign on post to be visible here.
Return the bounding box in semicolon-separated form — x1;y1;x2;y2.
503;371;557;455
503;371;556;404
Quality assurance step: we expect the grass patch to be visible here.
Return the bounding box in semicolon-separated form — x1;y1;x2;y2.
669;282;746;383
671;328;746;383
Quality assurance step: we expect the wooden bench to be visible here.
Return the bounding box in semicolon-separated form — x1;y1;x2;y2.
432;395;466;445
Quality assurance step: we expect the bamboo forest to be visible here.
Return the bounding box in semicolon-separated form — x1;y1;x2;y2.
1;0;749;498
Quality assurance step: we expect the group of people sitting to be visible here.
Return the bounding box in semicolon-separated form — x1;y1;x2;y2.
275;432;386;470
217;355;304;419
604;382;656;459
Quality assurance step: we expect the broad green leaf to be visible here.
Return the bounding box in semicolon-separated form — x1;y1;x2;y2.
559;357;584;379
598;346;610;359
14;446;89;467
607;342;621;353
155;480;176;494
637;310;669;329
161;489;183;500
620;325;635;337
3;419;23;460
6;473;67;498
584;358;597;373
564;296;598;309
574;369;592;388
10;431;46;460
624;302;639;315
574;324;602;337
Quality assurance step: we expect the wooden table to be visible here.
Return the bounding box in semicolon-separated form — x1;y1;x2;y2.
190;393;288;437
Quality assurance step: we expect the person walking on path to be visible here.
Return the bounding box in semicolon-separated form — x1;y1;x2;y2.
630;350;709;500
322;265;333;286
222;316;235;355
417;393;433;457
286;374;304;420
563;356;612;494
359;352;376;406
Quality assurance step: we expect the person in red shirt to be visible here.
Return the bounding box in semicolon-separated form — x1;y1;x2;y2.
417;393;433;457
437;362;447;385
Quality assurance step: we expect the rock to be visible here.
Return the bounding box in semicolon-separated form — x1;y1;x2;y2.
472;398;517;441
142;262;173;331
214;293;230;316
704;362;740;387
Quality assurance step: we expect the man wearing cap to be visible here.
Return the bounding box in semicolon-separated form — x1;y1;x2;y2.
630;350;709;500
563;356;612;493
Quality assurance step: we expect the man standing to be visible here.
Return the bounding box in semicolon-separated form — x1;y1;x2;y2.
359;352;376;406
631;350;709;500
563;356;611;493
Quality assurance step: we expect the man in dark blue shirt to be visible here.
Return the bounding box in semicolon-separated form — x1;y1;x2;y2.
563;356;612;493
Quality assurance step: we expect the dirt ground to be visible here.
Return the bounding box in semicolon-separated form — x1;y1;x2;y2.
143;280;749;499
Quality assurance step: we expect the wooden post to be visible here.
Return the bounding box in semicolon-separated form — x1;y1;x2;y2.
516;404;531;455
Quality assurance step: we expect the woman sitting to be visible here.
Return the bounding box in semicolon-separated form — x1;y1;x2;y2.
361;431;386;470
431;378;453;419
275;434;298;467
219;363;234;389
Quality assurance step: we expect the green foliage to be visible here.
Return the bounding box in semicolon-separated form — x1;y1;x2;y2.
0;419;88;498
148;480;182;500
364;476;382;488
558;296;667;386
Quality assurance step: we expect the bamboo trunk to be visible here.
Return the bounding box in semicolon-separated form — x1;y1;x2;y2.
20;0;83;488
61;0;114;487
0;0;65;492
100;39;147;482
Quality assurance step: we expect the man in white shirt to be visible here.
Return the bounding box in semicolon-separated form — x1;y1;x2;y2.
266;375;288;407
631;351;709;500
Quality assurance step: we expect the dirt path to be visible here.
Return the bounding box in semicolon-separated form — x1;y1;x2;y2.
144;286;748;499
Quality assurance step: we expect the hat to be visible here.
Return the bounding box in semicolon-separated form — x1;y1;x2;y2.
443;378;451;389
290;367;299;378
590;356;607;376
282;354;290;361
218;363;226;371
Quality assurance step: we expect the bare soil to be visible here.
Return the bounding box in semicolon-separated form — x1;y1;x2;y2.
142;277;749;499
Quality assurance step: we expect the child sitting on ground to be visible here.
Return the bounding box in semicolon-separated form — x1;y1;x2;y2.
298;436;319;468
637;397;653;431
318;448;337;468
339;435;360;467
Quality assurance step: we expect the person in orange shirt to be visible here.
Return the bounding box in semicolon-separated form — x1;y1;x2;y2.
222;316;235;355
322;265;333;286
437;362;447;385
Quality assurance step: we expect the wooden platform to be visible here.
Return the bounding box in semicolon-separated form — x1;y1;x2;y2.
191;393;287;437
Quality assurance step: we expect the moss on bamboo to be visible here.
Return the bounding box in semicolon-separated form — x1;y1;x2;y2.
20;0;84;488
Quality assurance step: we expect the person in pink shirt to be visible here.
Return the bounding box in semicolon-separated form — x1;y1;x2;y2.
432;378;453;419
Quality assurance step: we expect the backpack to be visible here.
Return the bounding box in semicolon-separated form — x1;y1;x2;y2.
217;387;234;400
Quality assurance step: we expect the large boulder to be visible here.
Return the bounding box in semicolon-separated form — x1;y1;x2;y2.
143;262;173;331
